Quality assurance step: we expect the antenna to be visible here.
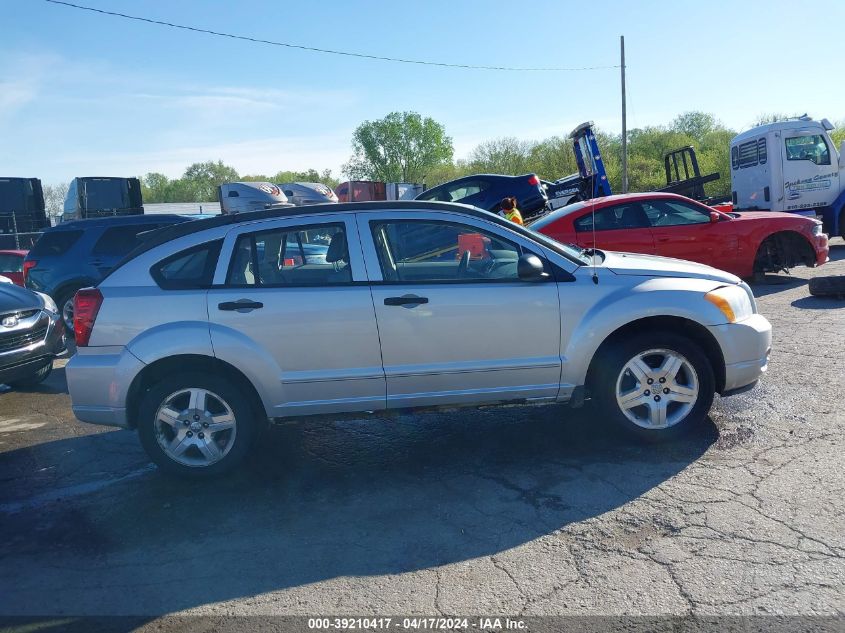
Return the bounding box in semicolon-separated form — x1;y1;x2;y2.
590;195;599;285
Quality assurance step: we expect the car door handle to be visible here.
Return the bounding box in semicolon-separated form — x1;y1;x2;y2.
218;299;264;312
89;260;104;266
384;295;428;306
657;237;670;242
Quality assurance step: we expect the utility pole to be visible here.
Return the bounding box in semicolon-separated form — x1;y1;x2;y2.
620;35;628;193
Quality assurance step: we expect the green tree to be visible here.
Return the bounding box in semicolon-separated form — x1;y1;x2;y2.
671;112;717;143
182;160;240;201
829;120;845;148
528;136;578;181
467;137;534;176
751;112;802;127
141;172;172;203
343;111;453;183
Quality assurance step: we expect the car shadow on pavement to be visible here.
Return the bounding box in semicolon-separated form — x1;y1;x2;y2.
748;274;806;297
828;243;845;262
0;404;717;616
791;295;845;309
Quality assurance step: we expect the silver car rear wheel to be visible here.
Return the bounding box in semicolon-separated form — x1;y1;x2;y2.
615;348;699;430
153;387;238;467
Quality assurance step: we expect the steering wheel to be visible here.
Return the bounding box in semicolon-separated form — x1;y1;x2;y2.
457;250;471;279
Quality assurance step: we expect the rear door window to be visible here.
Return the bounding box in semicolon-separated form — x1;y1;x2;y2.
29;230;83;256
92;224;166;257
226;223;350;286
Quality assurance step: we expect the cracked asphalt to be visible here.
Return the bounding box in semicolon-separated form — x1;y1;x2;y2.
0;241;843;624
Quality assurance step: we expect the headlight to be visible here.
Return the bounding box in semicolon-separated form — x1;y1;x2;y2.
812;222;823;236
705;285;754;323
36;292;58;315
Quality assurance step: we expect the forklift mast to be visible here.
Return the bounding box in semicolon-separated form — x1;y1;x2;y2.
569;122;612;199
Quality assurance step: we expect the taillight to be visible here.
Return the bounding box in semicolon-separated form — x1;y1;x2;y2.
23;260;37;284
74;288;103;347
527;174;540;186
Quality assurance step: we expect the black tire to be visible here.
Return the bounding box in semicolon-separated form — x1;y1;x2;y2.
137;372;260;477
8;361;52;389
591;332;715;441
809;276;845;298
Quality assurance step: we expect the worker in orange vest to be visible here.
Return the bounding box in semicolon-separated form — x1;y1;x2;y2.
499;196;524;225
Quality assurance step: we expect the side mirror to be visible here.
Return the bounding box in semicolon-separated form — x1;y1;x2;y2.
709;211;720;224
517;253;550;282
839;140;845;169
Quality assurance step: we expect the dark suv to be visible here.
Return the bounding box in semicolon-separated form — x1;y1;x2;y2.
416;174;548;220
24;214;191;329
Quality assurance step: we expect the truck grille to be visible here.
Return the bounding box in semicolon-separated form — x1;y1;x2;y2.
0;323;48;353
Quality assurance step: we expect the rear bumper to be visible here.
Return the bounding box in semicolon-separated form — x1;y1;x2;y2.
708;313;772;394
66;347;145;428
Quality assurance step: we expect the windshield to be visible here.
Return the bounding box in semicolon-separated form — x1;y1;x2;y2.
523;205;593;264
520;222;593;264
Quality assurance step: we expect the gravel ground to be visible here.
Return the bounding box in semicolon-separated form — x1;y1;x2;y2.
0;241;843;627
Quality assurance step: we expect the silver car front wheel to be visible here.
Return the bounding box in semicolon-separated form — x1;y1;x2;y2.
615;349;699;430
592;332;715;440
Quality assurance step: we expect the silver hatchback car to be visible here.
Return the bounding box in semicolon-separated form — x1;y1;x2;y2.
66;201;772;476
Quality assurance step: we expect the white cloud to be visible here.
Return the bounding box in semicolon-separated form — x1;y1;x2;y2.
0;80;37;118
46;131;354;180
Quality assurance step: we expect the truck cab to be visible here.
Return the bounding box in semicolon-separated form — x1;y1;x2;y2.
730;116;845;238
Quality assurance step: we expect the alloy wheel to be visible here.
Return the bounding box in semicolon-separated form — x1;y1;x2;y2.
154;387;237;467
615;348;699;430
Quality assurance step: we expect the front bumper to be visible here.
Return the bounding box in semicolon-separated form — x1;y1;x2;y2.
0;311;65;384
707;313;772;395
815;233;829;267
66;347;146;428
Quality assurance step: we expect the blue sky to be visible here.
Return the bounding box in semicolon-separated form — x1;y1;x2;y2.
3;0;845;185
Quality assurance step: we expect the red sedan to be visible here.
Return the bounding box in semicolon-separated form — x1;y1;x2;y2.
0;250;27;286
530;193;828;279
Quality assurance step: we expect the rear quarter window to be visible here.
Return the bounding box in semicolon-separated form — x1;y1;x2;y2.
29;230;83;257
151;240;222;290
92;224;168;257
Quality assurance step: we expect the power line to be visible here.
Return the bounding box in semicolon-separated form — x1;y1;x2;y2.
44;0;620;73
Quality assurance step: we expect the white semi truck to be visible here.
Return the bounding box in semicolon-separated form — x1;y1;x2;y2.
730;116;845;239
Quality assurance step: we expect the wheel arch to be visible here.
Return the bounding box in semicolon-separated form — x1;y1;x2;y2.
584;315;726;396
753;230;817;272
125;354;266;430
53;277;97;302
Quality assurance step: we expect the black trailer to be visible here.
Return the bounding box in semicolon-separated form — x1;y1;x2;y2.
0;177;49;249
63;177;144;221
